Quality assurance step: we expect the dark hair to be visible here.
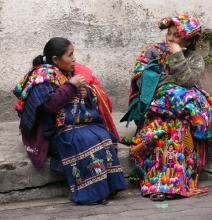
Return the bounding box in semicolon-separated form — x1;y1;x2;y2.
187;34;201;51
32;37;72;67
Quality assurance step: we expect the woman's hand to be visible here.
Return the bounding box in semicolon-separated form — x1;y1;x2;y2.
78;87;88;98
166;42;184;54
69;75;86;88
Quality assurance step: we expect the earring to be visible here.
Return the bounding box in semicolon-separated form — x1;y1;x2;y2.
42;55;46;63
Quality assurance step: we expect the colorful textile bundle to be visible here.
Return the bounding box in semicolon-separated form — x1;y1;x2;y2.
129;115;209;197
13;64;68;113
129;42;169;102
151;83;211;139
127;70;211;197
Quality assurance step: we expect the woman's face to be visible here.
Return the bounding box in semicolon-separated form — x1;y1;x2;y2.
168;145;174;152
166;25;189;48
53;44;75;73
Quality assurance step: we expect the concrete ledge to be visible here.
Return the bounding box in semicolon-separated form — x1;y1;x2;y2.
0;182;69;204
0;121;66;193
1;113;211;203
0;113;136;202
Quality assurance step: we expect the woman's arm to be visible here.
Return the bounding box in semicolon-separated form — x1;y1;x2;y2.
42;82;78;113
42;74;86;113
159;51;205;88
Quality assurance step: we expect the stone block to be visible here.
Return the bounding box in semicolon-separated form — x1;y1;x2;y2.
0;113;136;194
0;121;66;193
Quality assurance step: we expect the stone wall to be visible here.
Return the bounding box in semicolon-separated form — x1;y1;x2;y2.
0;0;211;121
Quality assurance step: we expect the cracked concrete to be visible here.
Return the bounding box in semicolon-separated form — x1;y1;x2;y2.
1;183;212;220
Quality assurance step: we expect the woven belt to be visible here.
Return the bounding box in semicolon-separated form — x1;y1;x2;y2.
59;124;86;134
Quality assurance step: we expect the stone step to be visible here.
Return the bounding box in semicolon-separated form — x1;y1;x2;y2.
0;113;211;203
0;113;136;203
0;113;135;191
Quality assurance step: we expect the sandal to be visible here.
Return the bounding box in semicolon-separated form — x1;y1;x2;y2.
166;194;182;200
150;193;166;201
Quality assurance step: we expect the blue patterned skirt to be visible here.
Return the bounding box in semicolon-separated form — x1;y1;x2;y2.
51;123;126;204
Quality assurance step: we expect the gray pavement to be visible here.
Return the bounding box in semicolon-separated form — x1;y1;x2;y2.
1;181;212;220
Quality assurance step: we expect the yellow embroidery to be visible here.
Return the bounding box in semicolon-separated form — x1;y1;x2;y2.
70;171;107;191
107;165;123;173
69;165;123;192
62;139;112;165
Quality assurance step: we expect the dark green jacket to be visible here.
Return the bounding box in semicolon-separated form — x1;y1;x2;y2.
120;61;161;126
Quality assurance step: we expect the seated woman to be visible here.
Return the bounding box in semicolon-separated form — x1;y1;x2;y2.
13;37;126;205
121;15;211;201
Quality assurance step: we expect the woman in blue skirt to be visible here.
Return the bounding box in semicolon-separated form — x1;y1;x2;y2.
13;37;126;204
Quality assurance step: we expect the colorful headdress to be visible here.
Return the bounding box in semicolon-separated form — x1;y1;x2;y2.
159;15;201;39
